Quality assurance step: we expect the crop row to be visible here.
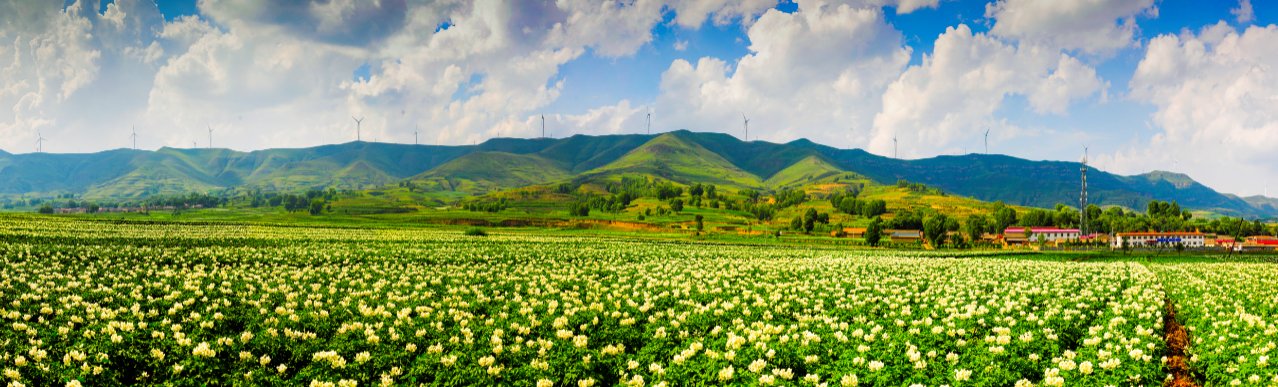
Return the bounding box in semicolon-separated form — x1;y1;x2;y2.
1;216;1168;387
1154;264;1278;386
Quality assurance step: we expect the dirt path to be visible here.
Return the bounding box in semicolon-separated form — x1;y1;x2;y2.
1162;294;1202;387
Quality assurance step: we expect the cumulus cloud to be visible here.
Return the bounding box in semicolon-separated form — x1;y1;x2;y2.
870;25;1106;158
548;2;910;151
198;0;408;47
985;0;1157;53
1107;23;1278;195
1231;0;1255;24
0;0;169;152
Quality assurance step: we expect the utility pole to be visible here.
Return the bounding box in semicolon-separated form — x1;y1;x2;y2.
1080;150;1089;237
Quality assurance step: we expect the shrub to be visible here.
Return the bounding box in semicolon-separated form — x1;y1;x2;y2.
464;227;487;236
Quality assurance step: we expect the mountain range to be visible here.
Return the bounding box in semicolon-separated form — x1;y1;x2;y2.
1;130;1272;217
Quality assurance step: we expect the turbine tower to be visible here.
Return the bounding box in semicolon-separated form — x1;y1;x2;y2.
741;113;749;142
646;106;651;135
984;127;989;154
414;124;418;145
129;126;138;150
352;116;364;141
208;125;213;149
893;134;898;159
849;125;855;150
35;130;47;153
541;114;545;138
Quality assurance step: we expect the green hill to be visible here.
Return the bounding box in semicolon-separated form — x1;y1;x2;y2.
1;132;1273;217
578;132;764;189
411;152;570;195
765;155;846;188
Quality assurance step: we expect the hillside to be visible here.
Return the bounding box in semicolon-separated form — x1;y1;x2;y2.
765;155;846;188
576;133;764;188
2;131;1273;217
411;152;570;195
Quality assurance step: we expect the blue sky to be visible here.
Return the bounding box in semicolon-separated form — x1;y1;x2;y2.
4;0;1276;197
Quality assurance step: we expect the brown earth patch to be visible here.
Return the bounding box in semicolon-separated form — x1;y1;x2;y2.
1163;296;1202;387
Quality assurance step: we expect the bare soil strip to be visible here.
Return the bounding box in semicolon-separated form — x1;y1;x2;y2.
1163;295;1202;387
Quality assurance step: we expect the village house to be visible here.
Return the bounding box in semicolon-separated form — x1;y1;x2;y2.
1112;231;1206;248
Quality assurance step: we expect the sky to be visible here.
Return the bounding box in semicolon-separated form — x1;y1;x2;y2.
0;0;1275;198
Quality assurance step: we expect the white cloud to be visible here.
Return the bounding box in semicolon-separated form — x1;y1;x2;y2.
1231;0;1255;24
546;0;668;57
669;0;779;28
552;3;910;150
673;39;688;51
1113;23;1278;196
985;0;1157;53
870;24;1106;158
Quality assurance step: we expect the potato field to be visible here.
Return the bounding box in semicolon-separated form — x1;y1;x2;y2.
0;215;1273;387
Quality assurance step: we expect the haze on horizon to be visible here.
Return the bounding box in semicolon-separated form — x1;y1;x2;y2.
0;0;1274;198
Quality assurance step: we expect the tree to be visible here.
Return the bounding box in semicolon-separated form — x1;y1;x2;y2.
695;215;704;232
87;203;99;214
1174;242;1186;255
37;205;53;214
924;214;949;248
994;207;1018;234
865;217;883;247
310;199;325;215
790;216;804;231
569;202;591;217
670;199;684;213
965;216;987;247
803;208;819;233
1182;209;1193;221
1023;227;1034;244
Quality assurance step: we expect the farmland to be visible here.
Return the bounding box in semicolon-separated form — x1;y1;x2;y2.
0;215;1275;386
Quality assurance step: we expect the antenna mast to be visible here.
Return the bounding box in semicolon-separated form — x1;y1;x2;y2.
1080;145;1089;237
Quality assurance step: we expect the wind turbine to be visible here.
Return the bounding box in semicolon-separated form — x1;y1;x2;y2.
741;113;749;142
541;114;545;138
208;125;213;149
984;127;990;154
352;116;364;141
849;124;855;149
646;106;651;135
129;126;138;150
1173;155;1178;172
35;130;47;153
893;134;898;159
193;141;197;148
414;124;418;145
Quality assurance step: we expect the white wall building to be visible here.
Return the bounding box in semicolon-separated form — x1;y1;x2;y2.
1111;232;1205;248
